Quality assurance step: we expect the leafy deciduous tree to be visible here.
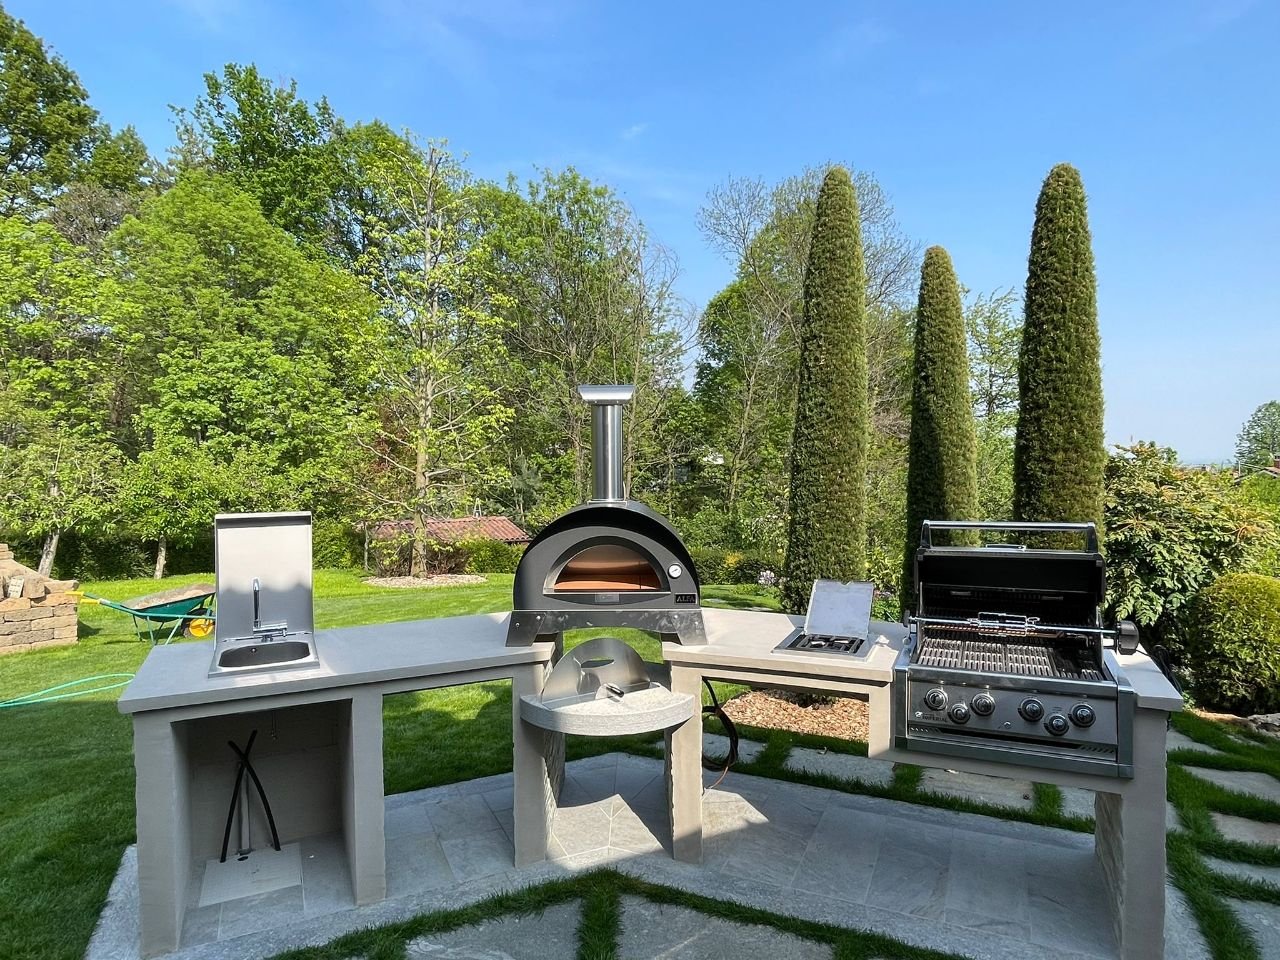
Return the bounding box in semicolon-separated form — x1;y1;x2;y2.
1236;401;1280;472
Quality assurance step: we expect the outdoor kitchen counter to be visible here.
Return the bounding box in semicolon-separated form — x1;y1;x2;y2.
665;607;1184;960
117;612;551;715
118;612;558;958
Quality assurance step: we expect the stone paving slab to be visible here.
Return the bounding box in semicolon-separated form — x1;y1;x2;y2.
703;732;766;765
1059;786;1095;820
1229;898;1280;960
618;895;833;959
405;900;581;958
1206;855;1280;888
918;769;1033;811
1167;730;1224;755
87;753;1201;960
1187;767;1280;804
782;747;894;787
1213;812;1280;848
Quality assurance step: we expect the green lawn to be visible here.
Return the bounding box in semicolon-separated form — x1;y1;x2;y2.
0;570;769;960
3;571;1278;959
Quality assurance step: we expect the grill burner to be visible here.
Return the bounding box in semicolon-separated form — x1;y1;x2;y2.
894;521;1139;778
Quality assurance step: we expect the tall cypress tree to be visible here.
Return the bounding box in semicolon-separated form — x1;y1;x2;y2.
781;166;867;613
902;246;978;610
1013;163;1106;534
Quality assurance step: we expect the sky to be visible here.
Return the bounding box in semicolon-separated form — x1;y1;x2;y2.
10;0;1278;462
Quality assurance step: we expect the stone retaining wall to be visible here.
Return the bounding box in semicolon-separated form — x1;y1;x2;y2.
0;543;80;655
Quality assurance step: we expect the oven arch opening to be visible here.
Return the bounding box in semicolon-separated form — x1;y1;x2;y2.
547;540;665;593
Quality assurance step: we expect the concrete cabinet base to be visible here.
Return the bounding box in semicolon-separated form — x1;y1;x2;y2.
131;689;384;957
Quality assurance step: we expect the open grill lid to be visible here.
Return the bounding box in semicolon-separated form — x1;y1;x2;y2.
914;521;1106;620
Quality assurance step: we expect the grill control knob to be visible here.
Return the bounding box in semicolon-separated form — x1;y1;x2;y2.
1045;714;1071;737
1018;698;1045;722
948;702;971;724
1070;703;1096;728
971;693;996;717
923;688;948;711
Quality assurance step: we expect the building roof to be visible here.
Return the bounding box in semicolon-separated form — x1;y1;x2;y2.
370;516;531;544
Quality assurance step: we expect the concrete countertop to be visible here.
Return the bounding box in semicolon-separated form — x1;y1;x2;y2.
117;613;552;715
1110;649;1185;712
666;607;907;682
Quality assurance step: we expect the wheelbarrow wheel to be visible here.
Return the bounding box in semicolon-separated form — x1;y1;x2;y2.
185;608;215;639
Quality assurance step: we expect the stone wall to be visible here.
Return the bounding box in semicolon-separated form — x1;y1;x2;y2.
0;544;80;655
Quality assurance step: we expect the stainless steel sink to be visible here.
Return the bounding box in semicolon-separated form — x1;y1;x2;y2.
209;634;319;676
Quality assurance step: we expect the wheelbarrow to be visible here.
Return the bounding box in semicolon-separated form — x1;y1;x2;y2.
79;583;216;644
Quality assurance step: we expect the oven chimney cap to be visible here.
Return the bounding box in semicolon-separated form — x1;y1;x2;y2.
578;384;634;405
579;384;632;502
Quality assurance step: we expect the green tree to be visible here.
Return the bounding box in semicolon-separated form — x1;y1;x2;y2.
352;140;514;576
967;288;1021;521
902;247;978;608
0;5;97;215
781;167;868;613
118;441;226;579
1236;401;1280;472
0;217;121;572
107;171;377;523
481;168;689;525
1013;164;1106;534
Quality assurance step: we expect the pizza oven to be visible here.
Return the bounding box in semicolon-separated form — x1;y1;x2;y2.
507;385;705;646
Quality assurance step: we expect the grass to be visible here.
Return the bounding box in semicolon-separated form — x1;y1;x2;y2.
264;869;969;960
4;569;1280;959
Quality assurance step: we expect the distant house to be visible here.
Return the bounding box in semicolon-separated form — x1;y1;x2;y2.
369;516;531;545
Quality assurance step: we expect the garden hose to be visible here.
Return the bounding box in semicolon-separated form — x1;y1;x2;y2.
702;679;740;791
0;674;135;709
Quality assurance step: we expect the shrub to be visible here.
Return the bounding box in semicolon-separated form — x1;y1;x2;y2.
1104;443;1277;652
312;517;362;569
462;539;524;574
1185;573;1280;715
689;548;782;586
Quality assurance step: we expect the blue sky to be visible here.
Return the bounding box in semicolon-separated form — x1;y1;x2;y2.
12;0;1278;462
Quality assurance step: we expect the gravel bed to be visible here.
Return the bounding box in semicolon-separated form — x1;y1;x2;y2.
363;574;488;588
722;688;868;742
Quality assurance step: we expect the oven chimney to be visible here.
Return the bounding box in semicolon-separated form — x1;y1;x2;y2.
578;384;633;502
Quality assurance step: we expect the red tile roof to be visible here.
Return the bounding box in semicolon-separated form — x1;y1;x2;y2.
370;516;531;544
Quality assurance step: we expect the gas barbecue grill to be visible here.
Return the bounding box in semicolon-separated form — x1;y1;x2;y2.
893;521;1142;778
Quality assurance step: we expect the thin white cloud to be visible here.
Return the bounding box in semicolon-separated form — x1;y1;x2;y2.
165;0;242;30
621;122;650;141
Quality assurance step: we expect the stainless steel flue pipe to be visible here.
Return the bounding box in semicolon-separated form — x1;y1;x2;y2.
577;384;634;502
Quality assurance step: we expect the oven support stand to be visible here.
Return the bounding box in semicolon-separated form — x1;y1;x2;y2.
667;665;704;863
512;637;564;867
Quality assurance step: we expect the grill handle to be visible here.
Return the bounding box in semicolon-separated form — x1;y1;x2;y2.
919;520;1098;552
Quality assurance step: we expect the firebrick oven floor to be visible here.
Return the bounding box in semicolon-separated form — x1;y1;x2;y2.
87;754;1208;960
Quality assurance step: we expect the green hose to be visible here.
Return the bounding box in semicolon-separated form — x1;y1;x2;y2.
0;674;135;709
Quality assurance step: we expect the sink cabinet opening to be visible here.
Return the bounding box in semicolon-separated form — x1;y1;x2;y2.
175;701;355;942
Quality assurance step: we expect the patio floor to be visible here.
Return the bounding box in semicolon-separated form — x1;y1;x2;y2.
87;753;1210;960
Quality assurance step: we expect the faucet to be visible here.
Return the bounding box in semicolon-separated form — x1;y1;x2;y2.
249;577;288;641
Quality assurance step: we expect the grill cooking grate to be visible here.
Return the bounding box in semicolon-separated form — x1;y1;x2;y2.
915;634;1104;680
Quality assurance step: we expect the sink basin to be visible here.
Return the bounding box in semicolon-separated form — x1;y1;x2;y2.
209;636;319;676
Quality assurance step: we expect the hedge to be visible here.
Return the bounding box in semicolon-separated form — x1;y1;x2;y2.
1185;572;1280;715
689;548;782;586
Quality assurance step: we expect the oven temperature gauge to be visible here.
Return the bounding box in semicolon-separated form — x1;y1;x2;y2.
668;564;683;579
